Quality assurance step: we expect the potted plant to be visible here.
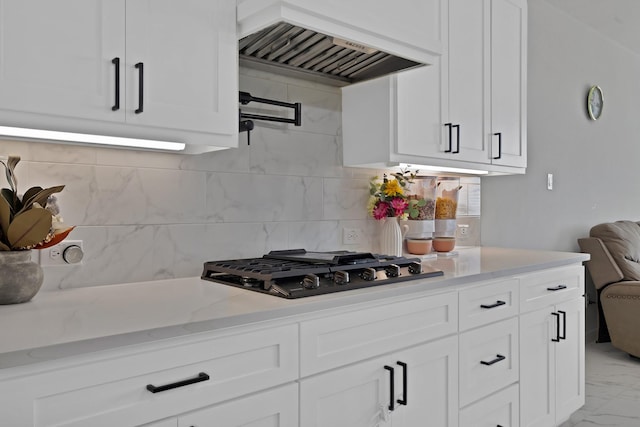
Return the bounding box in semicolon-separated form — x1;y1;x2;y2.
368;170;422;256
0;156;73;304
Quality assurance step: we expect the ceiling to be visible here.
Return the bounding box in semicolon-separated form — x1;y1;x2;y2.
543;0;640;54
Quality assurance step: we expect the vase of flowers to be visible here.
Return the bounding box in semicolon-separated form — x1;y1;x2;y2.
0;156;73;304
368;171;420;256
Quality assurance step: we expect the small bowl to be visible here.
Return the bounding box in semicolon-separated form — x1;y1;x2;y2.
406;238;432;255
433;237;456;252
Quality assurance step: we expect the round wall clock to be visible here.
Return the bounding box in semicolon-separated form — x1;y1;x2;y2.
587;85;603;120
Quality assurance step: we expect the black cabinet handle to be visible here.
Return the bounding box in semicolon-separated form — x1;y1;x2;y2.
111;57;120;111
493;132;502;159
552;312;561;342
481;300;506;309
135;62;144;114
453;124;460;153
559;310;567;340
397;361;407;406
480;354;506;366
146;372;209;393
547;284;567;291
384;365;395;411
444;123;453;153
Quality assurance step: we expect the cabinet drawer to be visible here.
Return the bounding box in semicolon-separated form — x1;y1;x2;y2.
460;383;519;427
459;278;519;331
17;324;298;427
519;266;584;313
459;317;518;407
300;291;458;376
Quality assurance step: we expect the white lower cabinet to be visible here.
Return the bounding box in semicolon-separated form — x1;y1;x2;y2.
178;383;298;427
520;273;586;427
460;383;519;427
0;264;587;427
459;317;519;407
299;335;458;427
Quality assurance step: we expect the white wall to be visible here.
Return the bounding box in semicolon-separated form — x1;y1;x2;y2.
482;0;640;251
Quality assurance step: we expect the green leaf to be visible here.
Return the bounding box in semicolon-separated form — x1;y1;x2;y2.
1;188;21;213
7;208;52;249
22;186;43;205
0;194;10;237
17;185;65;214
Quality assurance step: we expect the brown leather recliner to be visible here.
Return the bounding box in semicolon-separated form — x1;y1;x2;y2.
578;220;640;358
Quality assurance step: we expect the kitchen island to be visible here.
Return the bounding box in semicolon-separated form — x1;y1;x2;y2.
0;247;589;427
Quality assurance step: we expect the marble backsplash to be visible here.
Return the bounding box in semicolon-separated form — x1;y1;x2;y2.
2;67;480;291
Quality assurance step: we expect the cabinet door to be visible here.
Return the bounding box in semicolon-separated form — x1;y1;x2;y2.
490;0;527;167
555;298;585;424
446;0;488;164
0;0;125;121
519;307;556;427
392;336;458;427
300;356;392;427
395;58;448;160
178;383;298;427
125;0;237;135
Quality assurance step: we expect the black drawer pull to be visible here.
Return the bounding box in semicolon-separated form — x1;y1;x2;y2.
551;312;561;342
481;300;506;309
480;354;506;366
452;124;460;153
397;361;407;406
135;62;144;114
146;372;209;393
444;123;453;153
384;365;395;411
111;57;120;111
559;310;567;340
493;132;502;159
547;285;567;291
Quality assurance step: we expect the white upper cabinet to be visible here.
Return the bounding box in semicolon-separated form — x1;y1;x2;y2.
490;0;527;168
0;1;125;122
125;0;237;135
342;0;527;174
0;0;237;151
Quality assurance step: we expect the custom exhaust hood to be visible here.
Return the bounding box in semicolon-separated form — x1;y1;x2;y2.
237;1;438;86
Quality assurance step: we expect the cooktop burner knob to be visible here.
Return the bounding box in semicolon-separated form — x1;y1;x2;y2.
302;274;320;289
361;267;377;281
384;264;400;278
408;262;422;274
334;271;350;285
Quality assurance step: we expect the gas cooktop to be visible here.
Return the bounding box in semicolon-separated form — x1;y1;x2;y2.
201;249;444;299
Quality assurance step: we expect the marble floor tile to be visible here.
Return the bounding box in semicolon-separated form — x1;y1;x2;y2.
560;341;640;427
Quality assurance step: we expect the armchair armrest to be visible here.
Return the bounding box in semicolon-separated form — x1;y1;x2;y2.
578;237;624;289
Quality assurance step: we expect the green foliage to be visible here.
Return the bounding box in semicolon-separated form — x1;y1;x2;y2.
0;156;64;250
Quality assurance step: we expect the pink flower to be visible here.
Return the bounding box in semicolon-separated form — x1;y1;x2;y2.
390;198;408;216
373;202;389;220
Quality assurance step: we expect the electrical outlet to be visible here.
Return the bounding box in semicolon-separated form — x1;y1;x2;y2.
458;224;470;236
40;240;84;266
343;227;363;245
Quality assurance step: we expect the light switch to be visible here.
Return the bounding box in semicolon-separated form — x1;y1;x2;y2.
547;173;553;190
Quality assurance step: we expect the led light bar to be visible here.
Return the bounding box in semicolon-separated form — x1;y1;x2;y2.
399;163;490;175
0;126;185;151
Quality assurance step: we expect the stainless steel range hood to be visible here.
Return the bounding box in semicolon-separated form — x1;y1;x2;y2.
239;22;425;86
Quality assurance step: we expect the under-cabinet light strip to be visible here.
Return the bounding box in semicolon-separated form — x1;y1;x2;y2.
0;126;185;151
399;163;490;175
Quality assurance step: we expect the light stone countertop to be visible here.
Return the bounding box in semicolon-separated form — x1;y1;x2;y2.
0;247;589;370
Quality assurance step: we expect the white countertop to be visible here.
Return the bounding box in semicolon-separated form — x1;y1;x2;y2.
0;247;589;369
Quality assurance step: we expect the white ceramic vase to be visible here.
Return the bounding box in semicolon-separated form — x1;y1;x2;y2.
380;216;404;256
